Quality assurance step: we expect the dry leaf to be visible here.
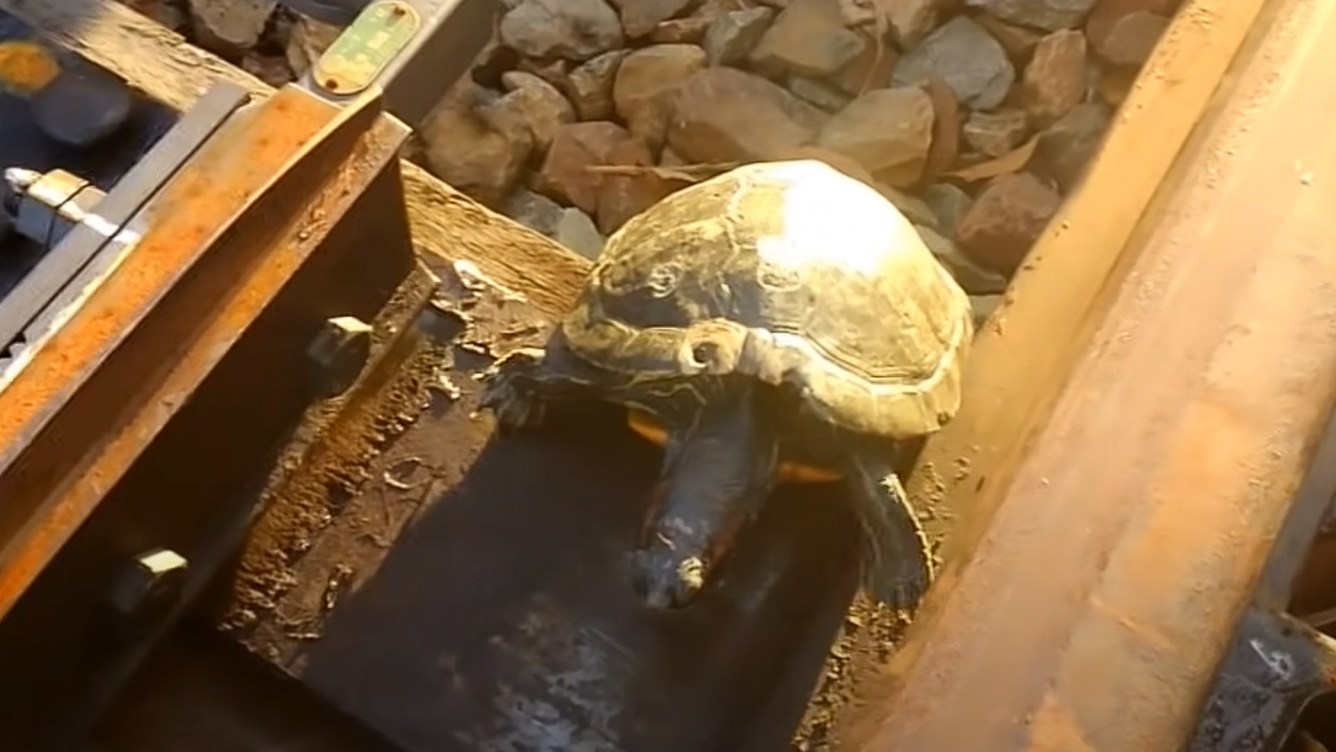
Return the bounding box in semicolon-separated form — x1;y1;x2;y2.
585;162;741;183
947;135;1041;182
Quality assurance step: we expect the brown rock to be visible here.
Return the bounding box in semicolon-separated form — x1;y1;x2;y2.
1096;65;1136;107
478;71;577;154
917;224;1009;294
420;91;534;208
1031;101;1110;191
964;0;1099;31
649;16;711;43
564;51;627;121
499;0;624;61
920;76;960;180
972;11;1042;66
955;172;1061;273
892;16;1015;110
922;182;974;235
596;140;690;233
535;121;632;212
613;44;708;149
750;0;869;79
667;67;826;163
703;7;775;67
773;145;877;184
1022;30;1087;125
963;108;1030;157
880;186;939;227
882;0;954;48
515;58;572;91
608;0;694;37
816;87;935;187
788;76;853;112
1096;10;1167;67
830;32;898;95
187;0;276;52
1085;0;1177;49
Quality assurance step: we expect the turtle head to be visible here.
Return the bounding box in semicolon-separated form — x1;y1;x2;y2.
629;390;777;610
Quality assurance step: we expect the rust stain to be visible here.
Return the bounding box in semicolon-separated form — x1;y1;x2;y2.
0;88;352;616
0;40;58;96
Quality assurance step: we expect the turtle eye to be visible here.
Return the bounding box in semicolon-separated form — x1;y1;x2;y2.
690;342;718;367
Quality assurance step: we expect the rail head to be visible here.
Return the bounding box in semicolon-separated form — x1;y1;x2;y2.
840;0;1336;749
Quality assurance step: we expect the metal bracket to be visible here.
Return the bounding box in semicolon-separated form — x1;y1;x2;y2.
1190;608;1336;752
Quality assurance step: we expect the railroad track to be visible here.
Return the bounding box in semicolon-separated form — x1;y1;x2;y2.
1;0;1335;750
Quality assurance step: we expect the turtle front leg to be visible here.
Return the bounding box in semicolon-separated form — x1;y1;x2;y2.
845;442;935;614
478;347;552;431
479;334;615;432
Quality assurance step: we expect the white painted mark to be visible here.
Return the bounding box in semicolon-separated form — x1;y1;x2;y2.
1249;638;1295;681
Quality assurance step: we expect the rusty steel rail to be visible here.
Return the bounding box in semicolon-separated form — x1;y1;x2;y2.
834;0;1336;749
0;84;387;620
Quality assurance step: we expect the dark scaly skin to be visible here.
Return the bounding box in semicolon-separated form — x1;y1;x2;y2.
482;336;779;610
482;341;934;612
843;439;934;610
630;384;778;609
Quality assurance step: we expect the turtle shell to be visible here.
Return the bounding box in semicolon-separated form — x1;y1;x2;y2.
561;159;973;439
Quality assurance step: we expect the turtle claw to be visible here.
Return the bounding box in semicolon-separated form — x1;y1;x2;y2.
852;467;937;615
479;347;549;432
874;556;932;613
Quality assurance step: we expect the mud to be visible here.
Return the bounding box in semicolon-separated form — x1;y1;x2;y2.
215;263;443;637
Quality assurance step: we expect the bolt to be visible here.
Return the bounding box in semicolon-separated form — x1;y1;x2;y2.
105;548;188;635
305;315;373;396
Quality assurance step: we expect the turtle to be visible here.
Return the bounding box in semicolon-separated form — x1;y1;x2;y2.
479;159;973;612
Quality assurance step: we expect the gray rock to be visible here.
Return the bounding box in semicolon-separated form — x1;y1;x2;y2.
1031;101;1111;191
555;208;606;259
892;16;1015;110
500;0;624;61
188;0;276;51
922;182;974;236
31;68;134;148
505;189;566;236
964;0;1099;31
564;51;628;121
703;7;775;67
962;108;1030;157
